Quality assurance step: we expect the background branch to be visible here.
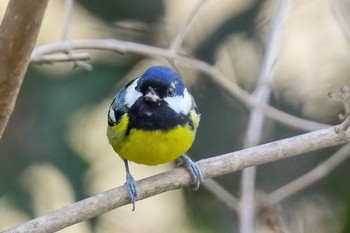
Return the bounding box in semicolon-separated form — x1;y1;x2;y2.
30;53;90;63
168;0;207;69
203;179;239;212
30;39;329;131
268;142;350;204
0;0;49;139
3;124;350;233
169;0;207;54
240;1;288;232
61;0;73;41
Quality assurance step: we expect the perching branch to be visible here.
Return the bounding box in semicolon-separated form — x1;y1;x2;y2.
0;0;49;139
3;125;350;233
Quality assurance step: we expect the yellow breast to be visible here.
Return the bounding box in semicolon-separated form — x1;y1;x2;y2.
107;114;198;165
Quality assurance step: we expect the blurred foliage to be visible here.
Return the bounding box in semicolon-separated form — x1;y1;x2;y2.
77;0;165;45
77;0;164;24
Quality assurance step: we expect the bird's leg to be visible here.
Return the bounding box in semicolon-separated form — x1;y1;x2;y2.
178;154;204;190
123;159;138;211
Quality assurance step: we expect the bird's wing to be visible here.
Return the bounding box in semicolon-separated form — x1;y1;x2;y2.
108;82;132;126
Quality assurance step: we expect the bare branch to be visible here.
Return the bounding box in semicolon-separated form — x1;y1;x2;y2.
30;39;329;131
258;89;350;204
61;0;74;41
2;125;350;233
169;0;207;54
240;1;288;232
203;179;239;212
174;55;329;131
244;0;288;148
168;0;207;70
59;0;92;70
0;0;49;139
268;142;350;204
31;53;90;63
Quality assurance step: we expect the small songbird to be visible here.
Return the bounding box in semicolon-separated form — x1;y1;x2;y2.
107;66;203;210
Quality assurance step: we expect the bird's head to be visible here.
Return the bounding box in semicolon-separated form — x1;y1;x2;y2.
138;66;185;100
125;66;192;114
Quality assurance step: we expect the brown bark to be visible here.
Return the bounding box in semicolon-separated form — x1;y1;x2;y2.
0;0;49;139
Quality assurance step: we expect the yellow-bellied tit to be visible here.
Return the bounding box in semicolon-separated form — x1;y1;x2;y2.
107;66;203;210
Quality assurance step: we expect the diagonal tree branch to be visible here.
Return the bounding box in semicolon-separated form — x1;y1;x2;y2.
168;0;207;70
0;0;49;139
268;142;350;204
169;0;207;54
2;125;350;233
203;179;239;212
30;39;329;132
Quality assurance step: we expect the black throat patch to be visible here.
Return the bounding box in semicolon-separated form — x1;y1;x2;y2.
126;97;189;134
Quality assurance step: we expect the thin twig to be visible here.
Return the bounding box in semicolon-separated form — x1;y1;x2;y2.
30;39;329;131
203;179;239;212
239;1;288;232
60;0;91;70
175;55;328;131
268;143;350;204
333;0;350;51
2;125;350;233
169;0;207;54
61;0;73;41
168;0;207;70
31;53;90;63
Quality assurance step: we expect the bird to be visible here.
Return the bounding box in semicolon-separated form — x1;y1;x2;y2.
107;65;203;210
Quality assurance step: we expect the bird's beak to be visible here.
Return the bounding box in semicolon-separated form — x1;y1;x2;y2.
145;90;160;102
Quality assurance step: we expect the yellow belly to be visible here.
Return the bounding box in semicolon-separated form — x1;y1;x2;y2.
107;115;196;165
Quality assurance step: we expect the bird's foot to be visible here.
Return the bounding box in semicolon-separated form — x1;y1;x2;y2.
125;173;138;211
178;154;204;190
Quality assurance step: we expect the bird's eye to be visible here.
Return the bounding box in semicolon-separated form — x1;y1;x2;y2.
167;88;175;97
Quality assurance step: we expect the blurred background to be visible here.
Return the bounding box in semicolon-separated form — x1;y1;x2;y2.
1;0;350;232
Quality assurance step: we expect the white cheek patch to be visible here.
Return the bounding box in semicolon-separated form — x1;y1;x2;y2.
164;88;192;114
125;78;142;107
108;108;116;122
